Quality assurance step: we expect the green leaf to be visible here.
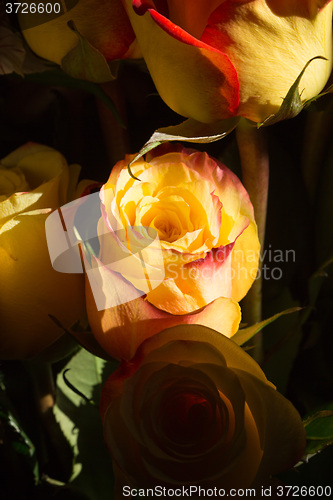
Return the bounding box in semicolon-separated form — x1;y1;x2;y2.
0;407;38;479
61;21;117;84
49;315;114;361
258;56;327;127
305;439;333;455
56;349;107;409
278;444;333;487
54;349;117;499
127;117;240;179
0;26;26;77
62;369;95;406
304;410;333;439
308;256;333;306
0;390;39;493
303;403;333;454
232;307;301;346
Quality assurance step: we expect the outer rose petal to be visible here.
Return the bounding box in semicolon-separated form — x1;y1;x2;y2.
19;0;140;64
100;325;306;489
122;0;239;123
145;244;235;314
126;0;332;123
202;0;333;122
234;372;307;483
180;150;260;302
268;1;332;17
0;212;85;359
159;0;223;39
0;143;93;359
1;151;70;221
85;258;241;360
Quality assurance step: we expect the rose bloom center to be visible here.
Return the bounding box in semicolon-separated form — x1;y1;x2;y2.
135;191;196;243
160;390;221;445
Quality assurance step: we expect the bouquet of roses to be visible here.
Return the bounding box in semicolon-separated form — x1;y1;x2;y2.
1;1;333;498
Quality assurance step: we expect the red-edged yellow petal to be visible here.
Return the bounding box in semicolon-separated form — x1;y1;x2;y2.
202;0;333;121
123;0;239;123
146;244;234;314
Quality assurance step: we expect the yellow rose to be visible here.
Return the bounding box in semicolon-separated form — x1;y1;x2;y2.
86;145;259;359
122;0;333;123
0;143;91;359
17;0;140;65
100;324;306;491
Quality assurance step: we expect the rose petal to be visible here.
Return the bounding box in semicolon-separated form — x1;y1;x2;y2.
100;325;305;489
0;212;85;358
123;0;239;122
86;262;241;360
20;0;138;64
202;0;333;121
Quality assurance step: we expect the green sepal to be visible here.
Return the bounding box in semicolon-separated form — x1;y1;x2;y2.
302;83;333;107
127;117;240;180
258;56;328;128
61;21;118;84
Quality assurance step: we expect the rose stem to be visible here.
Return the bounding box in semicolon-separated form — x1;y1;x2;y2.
26;360;73;478
236;119;269;363
301;109;333;202
97;79;129;166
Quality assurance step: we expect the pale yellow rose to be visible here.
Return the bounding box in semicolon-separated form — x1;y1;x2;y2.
100;324;306;491
0;143;91;359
